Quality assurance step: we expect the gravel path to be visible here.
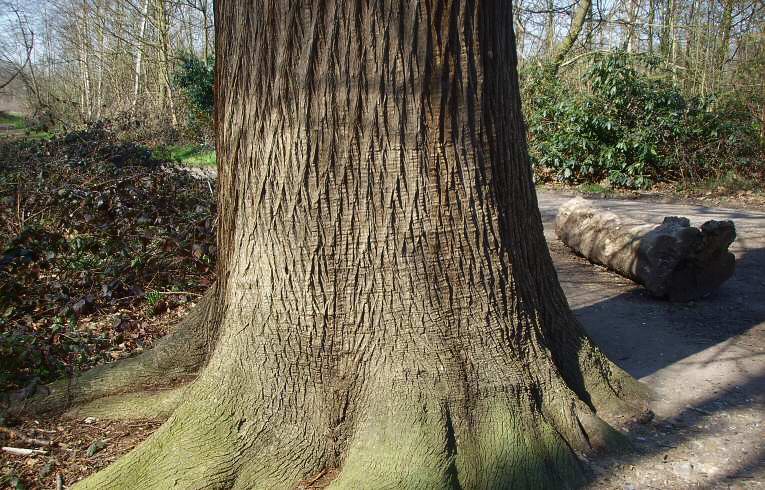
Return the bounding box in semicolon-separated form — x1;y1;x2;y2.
537;190;765;489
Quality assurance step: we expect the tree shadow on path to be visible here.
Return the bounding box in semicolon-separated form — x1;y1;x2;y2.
563;247;765;487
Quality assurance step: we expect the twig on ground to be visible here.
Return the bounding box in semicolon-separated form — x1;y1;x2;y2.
0;426;52;446
687;406;713;416
2;446;48;456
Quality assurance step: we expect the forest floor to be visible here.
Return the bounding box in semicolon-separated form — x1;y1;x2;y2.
1;130;763;488
542;181;765;212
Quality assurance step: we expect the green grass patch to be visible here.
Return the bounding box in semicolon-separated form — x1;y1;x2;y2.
0;111;27;129
677;171;762;195
0;111;54;140
23;130;54;141
153;144;217;167
577;182;614;196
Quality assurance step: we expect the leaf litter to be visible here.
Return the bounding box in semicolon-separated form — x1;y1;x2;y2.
0;124;215;487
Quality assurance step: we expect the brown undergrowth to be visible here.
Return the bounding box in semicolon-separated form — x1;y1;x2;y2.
0;125;220;488
0;124;216;397
1;416;162;489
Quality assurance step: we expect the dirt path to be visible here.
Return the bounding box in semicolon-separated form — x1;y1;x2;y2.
537;190;765;488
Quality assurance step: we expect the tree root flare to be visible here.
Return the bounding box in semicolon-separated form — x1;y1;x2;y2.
2;287;219;417
63;386;187;421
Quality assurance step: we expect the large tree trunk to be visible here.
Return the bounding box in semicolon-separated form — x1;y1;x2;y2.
18;1;645;488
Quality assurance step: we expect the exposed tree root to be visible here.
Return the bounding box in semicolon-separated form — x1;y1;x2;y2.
577;340;651;419
533;285;650;421
69;339;642;489
64;386;187;420
72;399;247;489
70;390;628;489
1;283;648;490
72;378;329;489
3;287;220;417
13;280;650;489
333;373;635;489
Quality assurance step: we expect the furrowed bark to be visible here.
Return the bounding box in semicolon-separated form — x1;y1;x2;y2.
70;1;645;488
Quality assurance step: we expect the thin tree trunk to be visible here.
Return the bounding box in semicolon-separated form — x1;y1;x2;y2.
131;0;150;113
514;1;526;60
685;0;697;61
660;0;675;60
684;0;698;92
550;0;593;73
717;0;734;87
201;0;210;61
661;0;678;80
94;1;104;120
647;0;656;52
546;0;556;54
625;0;639;52
78;0;92;122
155;0;177;128
691;1;704;95
670;3;678;80
700;11;712;96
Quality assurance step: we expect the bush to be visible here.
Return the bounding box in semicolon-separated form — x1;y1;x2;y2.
522;51;764;189
174;53;214;115
174;53;215;143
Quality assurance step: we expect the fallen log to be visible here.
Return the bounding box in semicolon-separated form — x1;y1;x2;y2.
555;198;736;301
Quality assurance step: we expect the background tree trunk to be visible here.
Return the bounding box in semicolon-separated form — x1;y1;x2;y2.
717;0;734;87
546;0;556;53
67;1;644;488
77;0;92;122
648;0;656;52
131;0;150;113
155;0;178;128
550;0;593;73
625;0;640;53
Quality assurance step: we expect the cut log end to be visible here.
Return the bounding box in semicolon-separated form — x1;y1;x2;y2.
555;198;736;302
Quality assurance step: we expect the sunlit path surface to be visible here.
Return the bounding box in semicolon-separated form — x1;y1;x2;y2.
538;190;765;488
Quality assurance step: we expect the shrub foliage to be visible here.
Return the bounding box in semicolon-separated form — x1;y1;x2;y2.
523;52;764;188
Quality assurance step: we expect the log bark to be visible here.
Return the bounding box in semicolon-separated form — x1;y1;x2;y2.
555;198;736;302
